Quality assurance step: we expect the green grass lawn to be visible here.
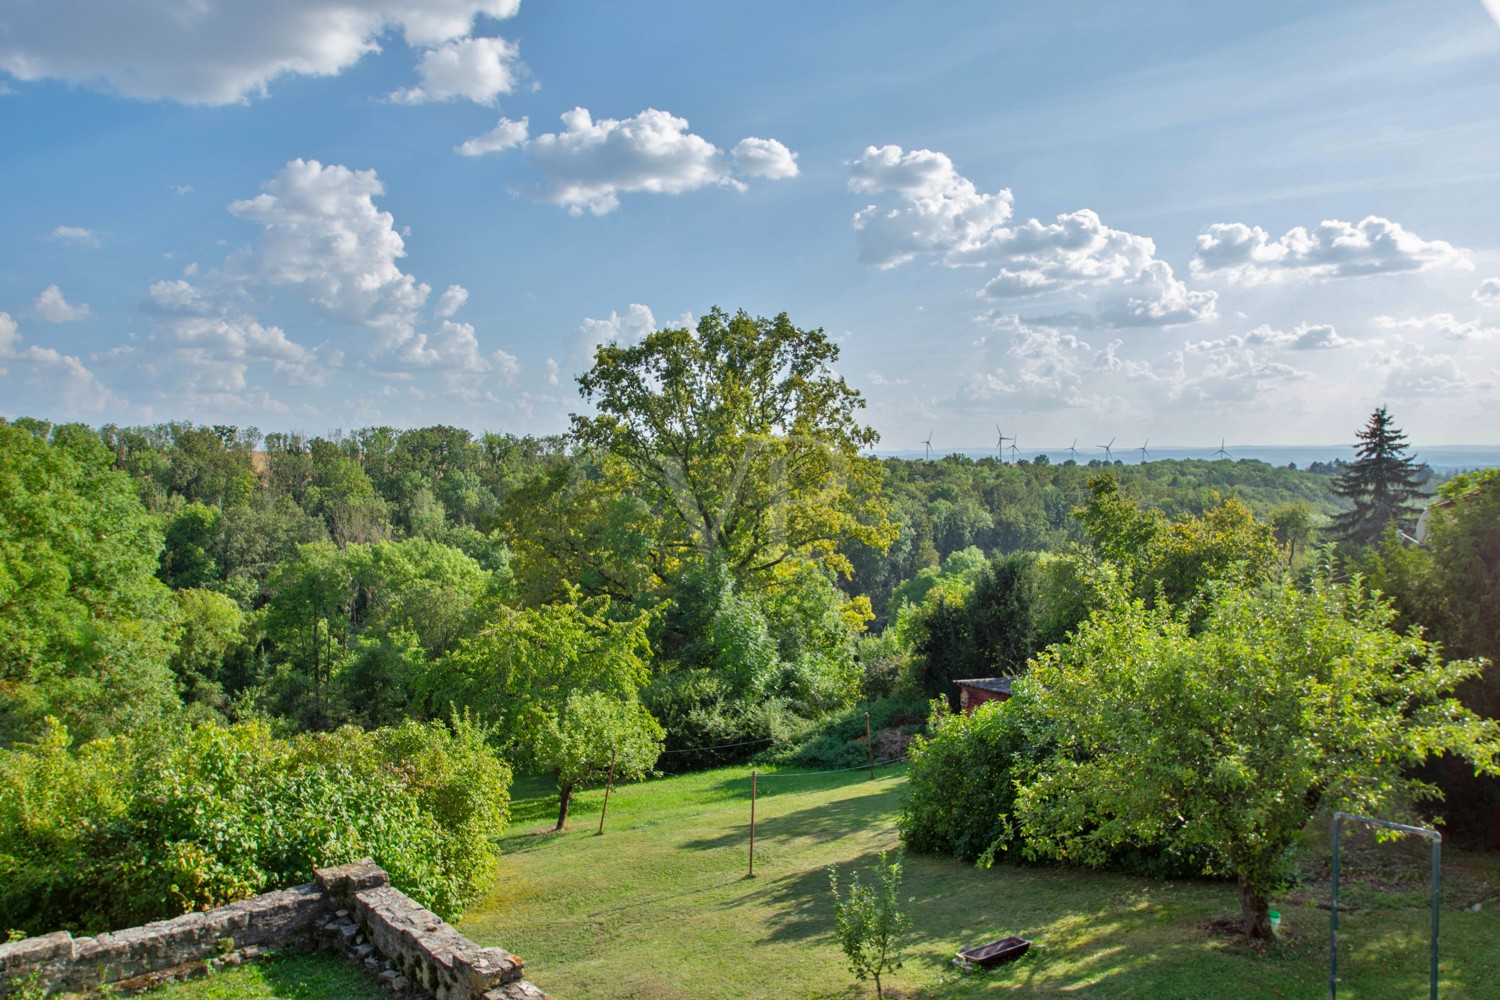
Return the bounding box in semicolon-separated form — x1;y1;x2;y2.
142;952;385;999
459;767;1500;1000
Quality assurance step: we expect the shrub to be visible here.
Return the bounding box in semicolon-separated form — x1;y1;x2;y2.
898;696;1046;861
898;692;1223;879
756;695;928;771
0;716;510;935
853;630;909;702
646;668;813;773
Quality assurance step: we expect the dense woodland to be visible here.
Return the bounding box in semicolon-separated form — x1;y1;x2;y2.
2;309;1496;942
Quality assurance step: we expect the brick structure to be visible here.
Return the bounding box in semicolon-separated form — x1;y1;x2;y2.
955;676;1014;714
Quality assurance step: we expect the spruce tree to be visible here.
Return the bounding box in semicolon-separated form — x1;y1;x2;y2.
1328;406;1426;546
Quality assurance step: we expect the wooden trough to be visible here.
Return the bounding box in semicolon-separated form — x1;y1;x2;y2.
953;936;1031;971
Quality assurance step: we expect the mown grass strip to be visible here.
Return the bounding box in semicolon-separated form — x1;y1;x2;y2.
462;767;1500;999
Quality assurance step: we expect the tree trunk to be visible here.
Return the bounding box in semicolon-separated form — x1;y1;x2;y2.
1238;877;1272;939
555;783;574;831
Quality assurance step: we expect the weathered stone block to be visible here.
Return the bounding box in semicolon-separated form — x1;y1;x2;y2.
0;929;72;970
484;982;552;1000
316;858;391;897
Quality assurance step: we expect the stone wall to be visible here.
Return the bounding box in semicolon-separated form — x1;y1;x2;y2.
314;861;545;1000
0;861;549;1000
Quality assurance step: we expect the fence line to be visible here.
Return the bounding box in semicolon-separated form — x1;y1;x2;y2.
659;736;775;755
750;755;911;779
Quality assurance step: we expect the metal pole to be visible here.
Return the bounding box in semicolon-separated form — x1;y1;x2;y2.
748;770;757;878
1330;814;1341;1000
1329;813;1441;1000
1430;834;1442;1000
866;712;874;780
596;747;617;836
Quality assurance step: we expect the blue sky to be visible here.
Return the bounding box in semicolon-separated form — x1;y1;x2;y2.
3;0;1500;451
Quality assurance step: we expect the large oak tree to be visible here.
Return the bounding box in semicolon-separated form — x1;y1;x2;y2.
570;308;895;587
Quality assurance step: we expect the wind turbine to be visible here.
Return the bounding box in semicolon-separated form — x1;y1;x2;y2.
1136;438;1150;464
1008;436;1021;463
1068;438;1080;463
1214;438;1230;461
1098;436;1115;462
994;423;1011;459
923;431;934;461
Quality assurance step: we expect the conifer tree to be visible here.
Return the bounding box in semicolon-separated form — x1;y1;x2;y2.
1328;406;1425;546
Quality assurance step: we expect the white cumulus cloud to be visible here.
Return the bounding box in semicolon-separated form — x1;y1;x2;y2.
502;108;797;215
135;158;510;402
435;284;469;318
390;35;523;105
1188;322;1355;353
148;304;328;388
731;138;799;180
573;304;657;365
965;319;1103;409
456;116;529;157
1475;277;1500;305
1190;216;1471;283
396;320;519;380
0;311;118;412
852;146;1214;328
0;0;521;105
1376;343;1496;397
225;158;431;343
849;145;1015;268
1371;313;1498;341
32;284;91;322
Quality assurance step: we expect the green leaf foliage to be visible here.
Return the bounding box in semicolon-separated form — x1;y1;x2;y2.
898;697;1048;862
0;421;180;742
571;307;895;582
169;588;247;714
828;850;911;1000
542;691;665;829
1074;474;1282;611
1366;466;1500;847
259;538;495;727
898;551;1045;704
0;715;509;935
1015;571;1499;937
417;589;655;769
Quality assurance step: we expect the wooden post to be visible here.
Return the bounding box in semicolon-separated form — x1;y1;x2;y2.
748;770;757;878
866;712;875;779
596;747;618;836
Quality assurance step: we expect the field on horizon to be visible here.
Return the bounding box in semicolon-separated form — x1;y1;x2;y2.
456;767;1500;1000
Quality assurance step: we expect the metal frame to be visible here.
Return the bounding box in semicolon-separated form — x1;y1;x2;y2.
1329;812;1441;1000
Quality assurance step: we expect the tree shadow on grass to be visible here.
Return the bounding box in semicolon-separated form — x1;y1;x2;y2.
738;847;1260;998
678;776;905;852
695;764;909;800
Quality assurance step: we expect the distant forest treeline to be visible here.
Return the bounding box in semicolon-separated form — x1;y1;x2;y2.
0;411;1357;748
82;419;1349;624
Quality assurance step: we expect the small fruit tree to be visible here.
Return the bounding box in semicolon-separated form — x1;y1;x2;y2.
828;850;911;999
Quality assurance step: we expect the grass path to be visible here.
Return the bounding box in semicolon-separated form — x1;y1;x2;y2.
460;767;1500;1000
